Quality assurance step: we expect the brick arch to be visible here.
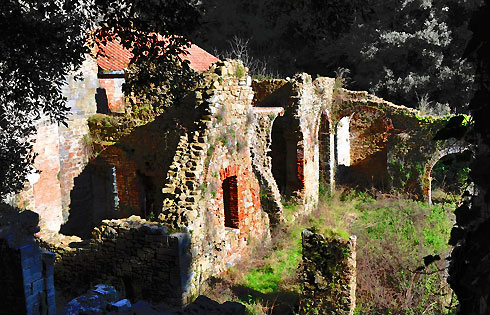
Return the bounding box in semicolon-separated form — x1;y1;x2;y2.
219;165;239;181
333;104;389;125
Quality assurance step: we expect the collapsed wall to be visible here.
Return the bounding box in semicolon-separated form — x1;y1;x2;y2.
44;216;188;306
27;59;274;306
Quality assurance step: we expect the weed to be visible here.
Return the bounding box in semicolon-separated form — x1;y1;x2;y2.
219;137;228;146
234;64;245;79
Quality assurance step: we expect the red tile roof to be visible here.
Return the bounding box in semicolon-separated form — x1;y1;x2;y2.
95;37;218;72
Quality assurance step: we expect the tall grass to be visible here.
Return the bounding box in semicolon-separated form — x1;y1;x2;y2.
346;192;455;314
203;188;456;314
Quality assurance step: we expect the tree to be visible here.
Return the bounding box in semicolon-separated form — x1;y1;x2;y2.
317;0;480;112
197;0;480;112
447;1;490;313
0;0;201;197
0;0;92;196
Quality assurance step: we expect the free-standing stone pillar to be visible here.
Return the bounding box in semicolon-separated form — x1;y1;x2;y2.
299;229;356;315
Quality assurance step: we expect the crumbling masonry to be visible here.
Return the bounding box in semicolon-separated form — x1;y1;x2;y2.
4;49;470;306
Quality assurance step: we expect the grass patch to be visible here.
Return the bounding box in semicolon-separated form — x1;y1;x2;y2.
203;188;456;314
351;195;455;314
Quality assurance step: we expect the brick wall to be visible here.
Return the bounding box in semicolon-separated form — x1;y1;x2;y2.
17;55;98;232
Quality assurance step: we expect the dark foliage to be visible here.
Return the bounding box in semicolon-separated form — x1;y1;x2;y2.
0;0;92;196
0;0;201;197
447;0;490;313
196;0;480;111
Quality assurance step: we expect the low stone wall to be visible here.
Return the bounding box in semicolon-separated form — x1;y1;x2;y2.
300;229;356;315
43;216;189;306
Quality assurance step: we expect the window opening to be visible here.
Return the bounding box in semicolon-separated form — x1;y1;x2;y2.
222;176;239;228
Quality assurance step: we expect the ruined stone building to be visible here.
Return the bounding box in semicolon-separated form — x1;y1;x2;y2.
3;36;470;308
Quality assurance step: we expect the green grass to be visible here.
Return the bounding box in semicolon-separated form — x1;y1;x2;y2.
349;195;456;314
204;188;456;314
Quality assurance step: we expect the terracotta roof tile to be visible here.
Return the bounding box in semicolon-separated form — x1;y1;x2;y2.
95;37;218;72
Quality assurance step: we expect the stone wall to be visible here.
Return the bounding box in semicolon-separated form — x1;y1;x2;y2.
158;60;271;301
250;107;284;227
0;240;57;315
300;229;356;315
44;216;187;306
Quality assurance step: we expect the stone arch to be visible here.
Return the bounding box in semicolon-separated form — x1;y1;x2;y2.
270;114;304;197
423;140;471;204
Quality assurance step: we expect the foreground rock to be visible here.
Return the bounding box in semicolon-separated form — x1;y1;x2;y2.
63;285;245;315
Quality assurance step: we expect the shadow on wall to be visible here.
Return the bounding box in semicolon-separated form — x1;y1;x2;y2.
60;162;126;239
336;149;389;190
61;101;204;239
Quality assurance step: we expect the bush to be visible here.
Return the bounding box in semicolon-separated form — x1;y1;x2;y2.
351;197;455;314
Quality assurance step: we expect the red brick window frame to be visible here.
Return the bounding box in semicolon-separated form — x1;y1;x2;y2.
222;175;239;229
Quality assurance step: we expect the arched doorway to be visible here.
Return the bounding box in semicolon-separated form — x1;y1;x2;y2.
428;150;471;204
423;140;471;204
270;115;304;198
